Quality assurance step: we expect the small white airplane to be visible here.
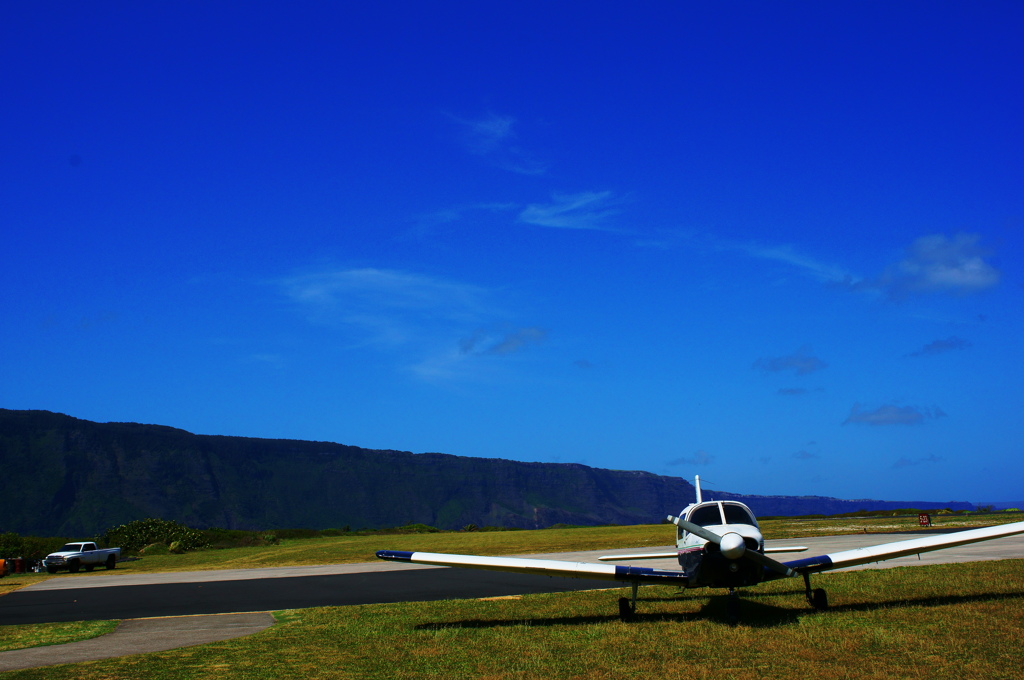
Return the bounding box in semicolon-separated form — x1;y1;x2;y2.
377;476;1024;622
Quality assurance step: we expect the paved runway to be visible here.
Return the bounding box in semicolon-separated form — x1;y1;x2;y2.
3;531;1023;626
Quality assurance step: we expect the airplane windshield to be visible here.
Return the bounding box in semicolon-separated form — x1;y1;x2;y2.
686;505;723;527
722;504;756;526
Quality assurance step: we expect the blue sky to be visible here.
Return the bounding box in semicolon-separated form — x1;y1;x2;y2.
3;2;1022;504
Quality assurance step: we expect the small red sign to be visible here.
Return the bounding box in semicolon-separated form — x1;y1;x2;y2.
918;513;931;527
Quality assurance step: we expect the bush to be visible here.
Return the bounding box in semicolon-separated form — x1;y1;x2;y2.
139;542;169;556
272;528;321;540
201;528;279;549
0;532;23;557
104;519;210;553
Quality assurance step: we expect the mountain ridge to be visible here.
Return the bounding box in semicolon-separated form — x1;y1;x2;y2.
0;409;972;536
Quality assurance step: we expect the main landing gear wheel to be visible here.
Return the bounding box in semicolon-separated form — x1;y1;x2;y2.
727;589;741;626
802;571;828;611
809;588;828;611
618;581;639;622
618;597;635;622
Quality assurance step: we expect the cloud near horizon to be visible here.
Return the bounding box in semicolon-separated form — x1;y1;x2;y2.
754;346;828;376
667;450;714;466
892;454;944;469
850;233;1000;300
906;336;972;358
843;403;947;426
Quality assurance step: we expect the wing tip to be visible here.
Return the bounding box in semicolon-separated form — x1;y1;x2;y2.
376;550;414;561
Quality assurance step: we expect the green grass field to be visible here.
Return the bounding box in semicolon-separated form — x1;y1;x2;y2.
3;559;1023;679
2;513;1022;678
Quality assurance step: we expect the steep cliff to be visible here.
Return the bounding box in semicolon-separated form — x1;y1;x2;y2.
0;410;971;535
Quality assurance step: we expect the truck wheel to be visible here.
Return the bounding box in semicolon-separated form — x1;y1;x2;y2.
106;555;116;570
68;560;80;574
46;566;58;574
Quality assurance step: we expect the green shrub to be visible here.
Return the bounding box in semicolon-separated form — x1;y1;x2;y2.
273;528;319;540
394;523;441;534
0;532;23;557
139;542;169;556
104;519;210;553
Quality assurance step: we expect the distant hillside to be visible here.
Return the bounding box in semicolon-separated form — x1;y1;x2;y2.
0;410;972;536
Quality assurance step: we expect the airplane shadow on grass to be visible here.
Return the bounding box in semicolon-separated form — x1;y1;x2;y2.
414;589;1024;630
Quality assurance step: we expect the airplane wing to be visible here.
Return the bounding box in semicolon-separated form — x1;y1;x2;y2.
376;550;691;585
780;520;1024;575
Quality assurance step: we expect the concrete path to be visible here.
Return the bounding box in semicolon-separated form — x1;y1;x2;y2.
0;612;274;673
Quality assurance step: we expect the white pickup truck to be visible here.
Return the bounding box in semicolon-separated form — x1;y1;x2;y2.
43;542;121;574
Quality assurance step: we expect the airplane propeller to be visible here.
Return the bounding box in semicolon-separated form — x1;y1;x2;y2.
667;515;795;577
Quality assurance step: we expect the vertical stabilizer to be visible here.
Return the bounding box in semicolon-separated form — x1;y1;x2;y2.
694;475;703;504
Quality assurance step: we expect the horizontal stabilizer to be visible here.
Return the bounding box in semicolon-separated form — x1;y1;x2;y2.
597;552;678;561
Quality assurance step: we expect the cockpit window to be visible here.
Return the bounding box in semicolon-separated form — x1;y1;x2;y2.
686;505;723;527
722;504;756;526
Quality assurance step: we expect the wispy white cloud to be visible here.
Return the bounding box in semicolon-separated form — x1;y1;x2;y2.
754;346;828;376
418;202;517;228
519;191;619;231
843;403;947;426
281;268;550;382
732;242;853;284
459;326;547;356
792;450;818;460
280;268;491;346
448;112;547;175
905;336;972;358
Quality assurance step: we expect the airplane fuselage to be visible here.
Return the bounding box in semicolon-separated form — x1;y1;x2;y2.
674;500;767;588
